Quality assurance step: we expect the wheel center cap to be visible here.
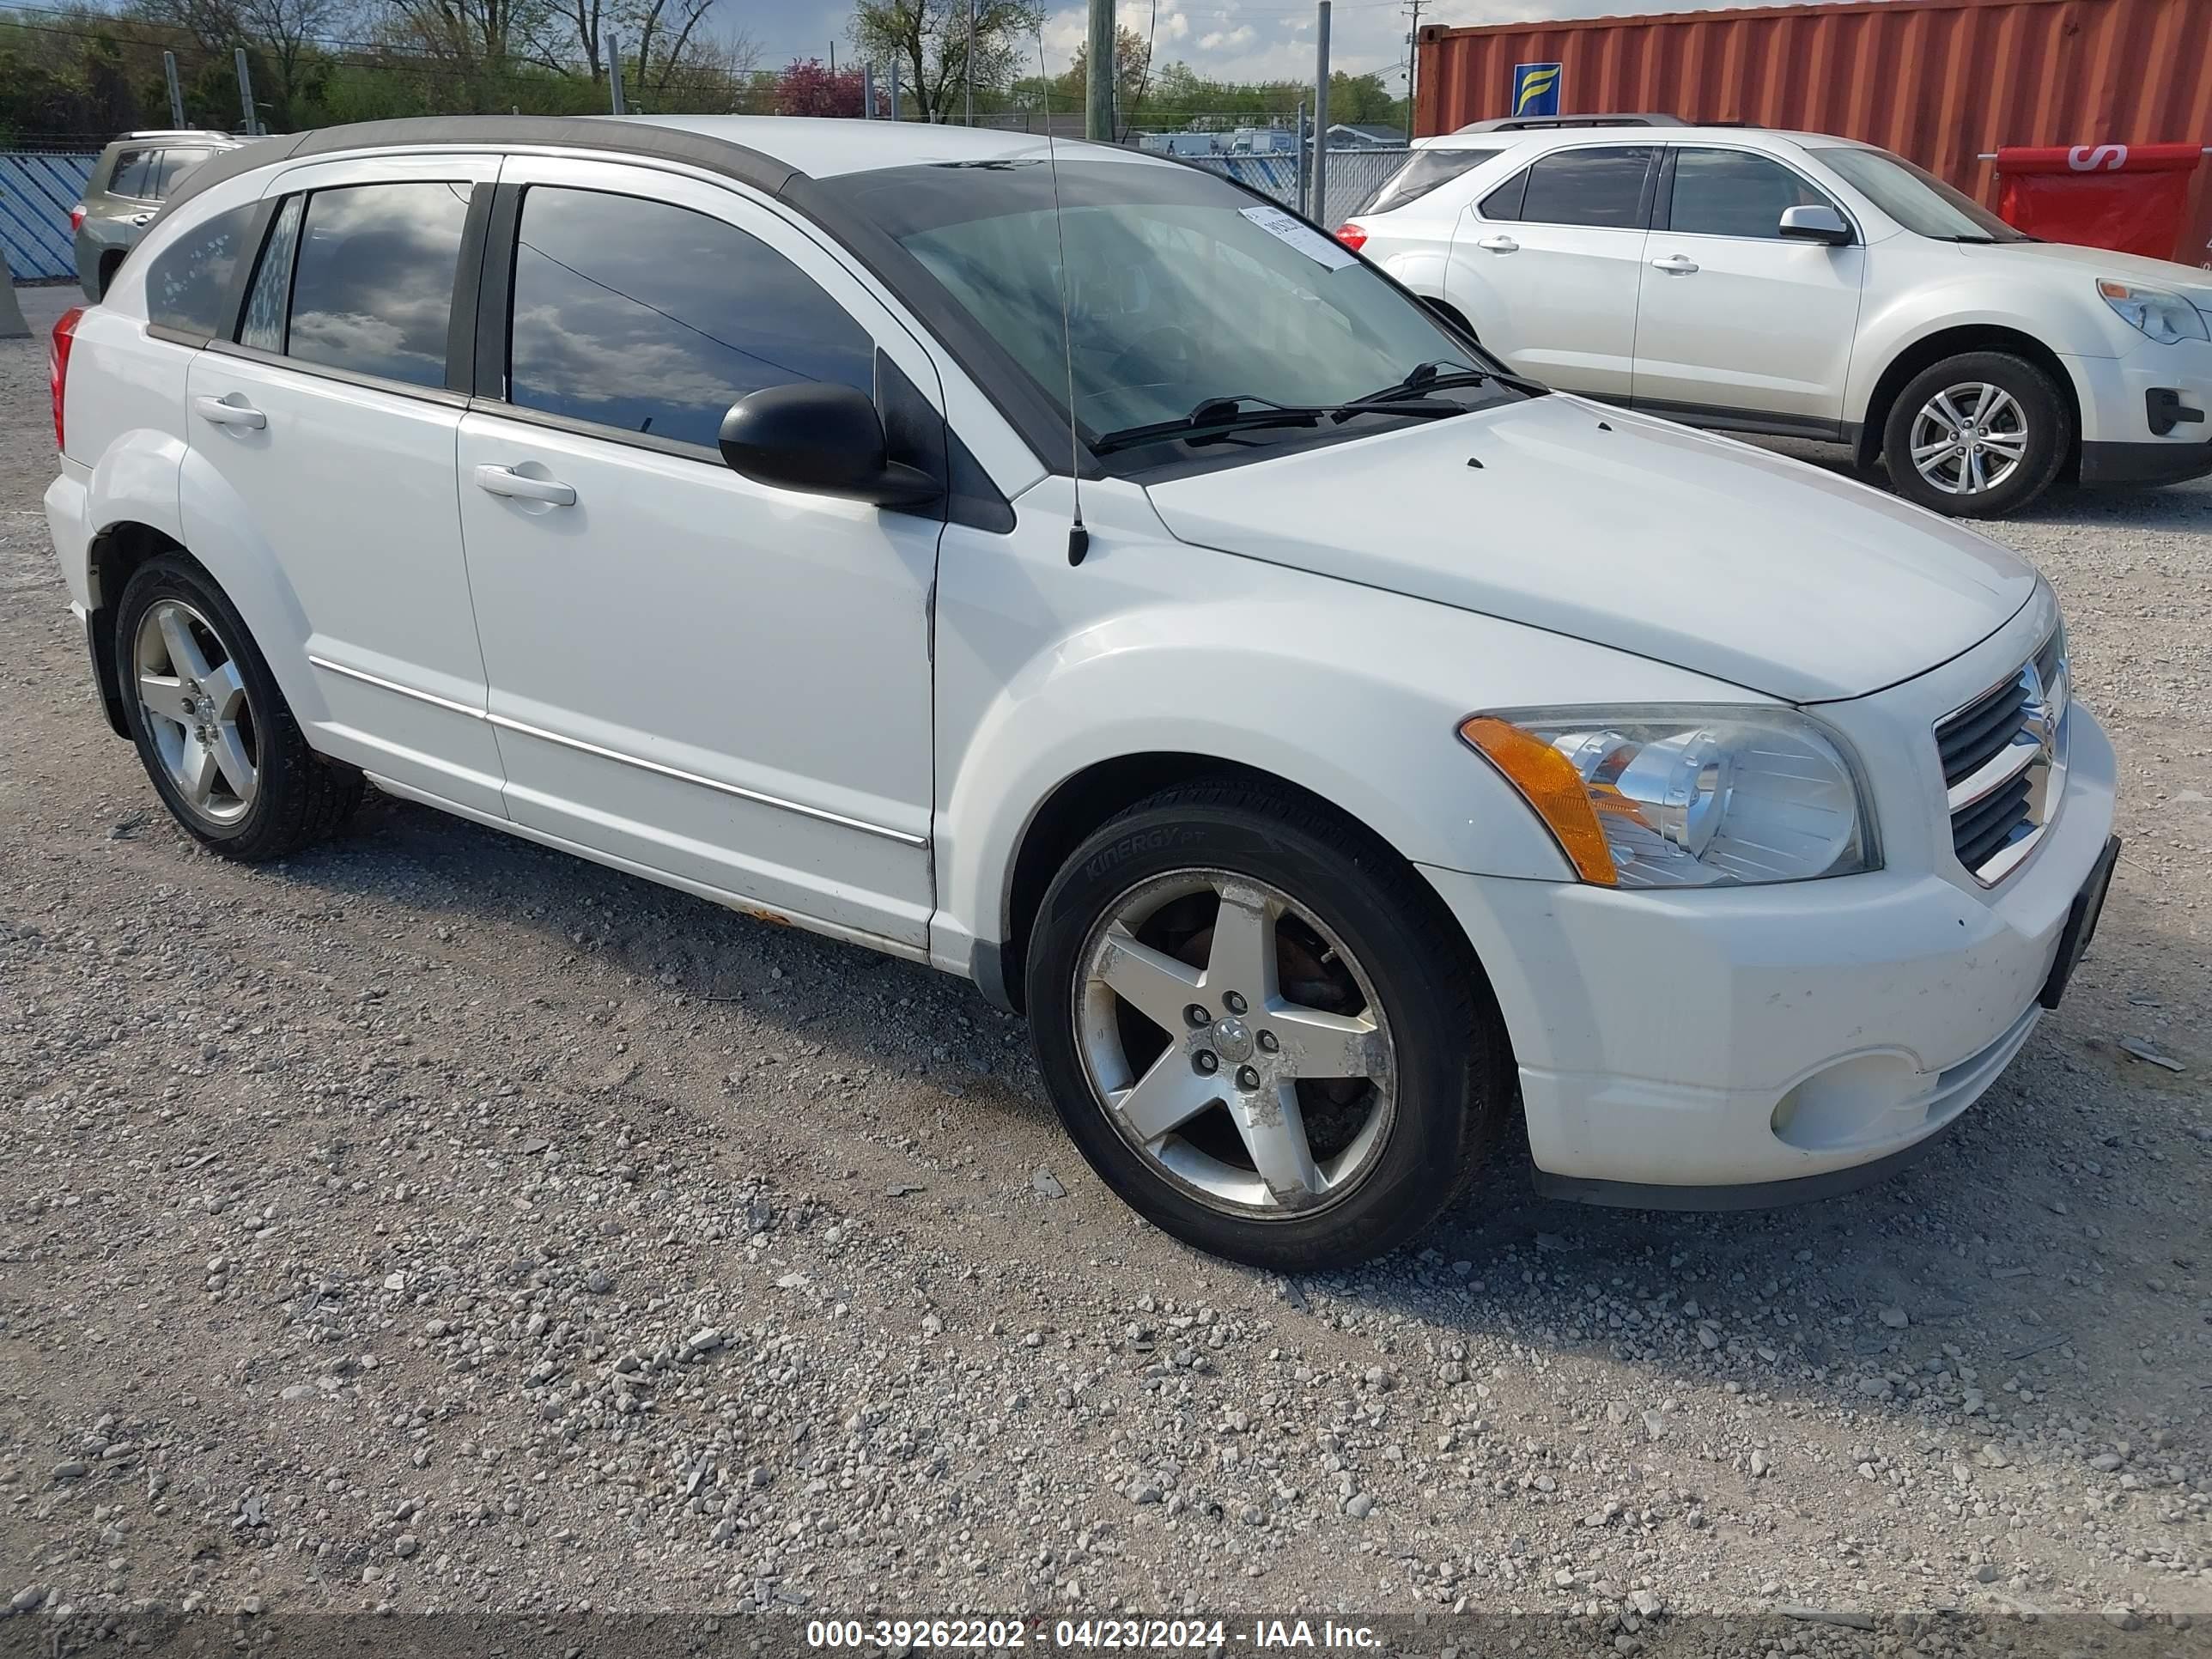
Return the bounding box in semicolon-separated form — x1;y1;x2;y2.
1211;1016;1254;1064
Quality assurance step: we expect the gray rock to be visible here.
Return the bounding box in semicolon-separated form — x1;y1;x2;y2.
1346;1492;1374;1519
9;1587;46;1613
1032;1168;1067;1199
1878;1305;1910;1328
583;1269;614;1295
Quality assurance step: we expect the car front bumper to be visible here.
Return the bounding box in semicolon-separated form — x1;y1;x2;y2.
2069;333;2212;486
1419;705;2118;1201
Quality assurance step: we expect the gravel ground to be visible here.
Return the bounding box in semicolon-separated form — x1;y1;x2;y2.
2;283;2209;1643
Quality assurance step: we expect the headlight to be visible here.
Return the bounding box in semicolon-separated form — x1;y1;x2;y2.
2098;279;2210;345
1460;707;1877;888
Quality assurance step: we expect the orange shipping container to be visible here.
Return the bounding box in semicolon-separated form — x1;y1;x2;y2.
1414;0;2212;270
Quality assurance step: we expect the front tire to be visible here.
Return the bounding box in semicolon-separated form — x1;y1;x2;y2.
115;553;364;862
1882;350;2070;518
1025;781;1510;1270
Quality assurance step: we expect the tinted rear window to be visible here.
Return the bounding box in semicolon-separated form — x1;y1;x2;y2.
1517;147;1655;228
149;148;215;200
145;203;254;337
286;181;471;388
108;148;157;198
1358;148;1501;216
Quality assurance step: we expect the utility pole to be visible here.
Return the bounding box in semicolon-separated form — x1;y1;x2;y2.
608;31;627;112
1085;0;1115;141
889;59;902;119
861;63;876;117
829;40;836;73
1295;98;1308;215
964;0;975;125
163;49;185;127
234;46;260;136
1403;0;1421;143
1311;0;1331;225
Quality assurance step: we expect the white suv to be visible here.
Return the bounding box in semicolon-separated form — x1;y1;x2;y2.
46;115;2118;1267
1342;117;2212;516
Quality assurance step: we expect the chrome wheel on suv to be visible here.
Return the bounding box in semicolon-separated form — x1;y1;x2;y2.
1883;349;2071;520
1908;382;2027;498
1074;869;1396;1218
115;553;365;860
133;598;258;825
1027;781;1511;1270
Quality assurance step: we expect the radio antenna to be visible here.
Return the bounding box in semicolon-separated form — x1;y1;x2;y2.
1037;27;1090;566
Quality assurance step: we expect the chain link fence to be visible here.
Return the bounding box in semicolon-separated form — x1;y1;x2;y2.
1;152;95;281
1188;146;1413;228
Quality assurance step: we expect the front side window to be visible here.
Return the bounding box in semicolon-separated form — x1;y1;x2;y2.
148;148;216;200
286;180;471;388
1811;146;2028;242
505;186;874;448
145;203;254;337
1516;147;1656;228
1667;148;1838;239
815;159;1520;469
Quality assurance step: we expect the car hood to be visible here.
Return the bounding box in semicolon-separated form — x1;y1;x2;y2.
1960;238;2212;304
1141;395;2037;702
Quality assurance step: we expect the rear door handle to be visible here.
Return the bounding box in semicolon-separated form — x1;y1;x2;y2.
1475;234;1520;253
191;394;265;429
474;464;577;507
1650;253;1699;274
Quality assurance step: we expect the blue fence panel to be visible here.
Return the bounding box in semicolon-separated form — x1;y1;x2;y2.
1;154;98;283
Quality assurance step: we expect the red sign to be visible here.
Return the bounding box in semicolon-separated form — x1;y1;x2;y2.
1994;143;2207;262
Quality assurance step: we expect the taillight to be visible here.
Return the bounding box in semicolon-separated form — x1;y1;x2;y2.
70;204;87;233
51;307;84;453
1336;222;1368;252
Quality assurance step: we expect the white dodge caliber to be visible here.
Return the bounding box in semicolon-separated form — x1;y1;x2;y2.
45;115;2119;1268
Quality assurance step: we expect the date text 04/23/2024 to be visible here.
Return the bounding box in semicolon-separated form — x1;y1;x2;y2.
805;1620;1380;1650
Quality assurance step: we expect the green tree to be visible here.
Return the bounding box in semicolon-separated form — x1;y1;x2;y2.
848;0;1042;124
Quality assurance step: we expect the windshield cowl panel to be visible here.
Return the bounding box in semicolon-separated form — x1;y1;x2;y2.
812;157;1528;477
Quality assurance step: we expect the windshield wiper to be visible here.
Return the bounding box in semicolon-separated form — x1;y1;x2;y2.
1092;386;1474;457
1333;360;1542;421
1092;395;1328;455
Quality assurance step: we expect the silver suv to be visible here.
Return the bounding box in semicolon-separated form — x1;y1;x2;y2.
73;131;243;301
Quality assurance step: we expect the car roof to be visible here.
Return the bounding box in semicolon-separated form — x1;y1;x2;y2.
154;112;1179;228
617;113;1166;178
1417;125;1874;152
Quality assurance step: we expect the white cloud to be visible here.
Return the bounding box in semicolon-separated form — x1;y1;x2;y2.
1196;23;1255;50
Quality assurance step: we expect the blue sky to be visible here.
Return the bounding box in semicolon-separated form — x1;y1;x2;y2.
741;0;1812;103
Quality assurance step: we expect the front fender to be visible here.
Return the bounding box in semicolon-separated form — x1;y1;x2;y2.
1845;277;2117;425
928;479;1749;975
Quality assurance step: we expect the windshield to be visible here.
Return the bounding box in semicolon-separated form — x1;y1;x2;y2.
815;159;1521;467
1812;147;2029;242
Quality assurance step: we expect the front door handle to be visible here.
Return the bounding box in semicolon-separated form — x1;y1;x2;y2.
129;212;154;226
191;394;265;429
1650;253;1700;274
1475;234;1520;253
474;465;577;507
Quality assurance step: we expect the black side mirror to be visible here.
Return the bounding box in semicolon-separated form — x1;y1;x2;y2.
718;382;940;507
1778;204;1852;246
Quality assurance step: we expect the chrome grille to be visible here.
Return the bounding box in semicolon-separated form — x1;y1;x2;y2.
1936;626;2067;886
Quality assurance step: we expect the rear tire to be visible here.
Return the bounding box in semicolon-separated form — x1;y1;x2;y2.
1025;781;1511;1270
1882;350;2069;518
115;554;364;862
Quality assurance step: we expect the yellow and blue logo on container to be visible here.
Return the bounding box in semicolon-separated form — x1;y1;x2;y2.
1512;61;1563;117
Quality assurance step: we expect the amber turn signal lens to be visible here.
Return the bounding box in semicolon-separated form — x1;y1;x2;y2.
1458;715;1619;886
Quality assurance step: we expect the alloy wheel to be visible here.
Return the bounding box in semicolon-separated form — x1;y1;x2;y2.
1072;869;1396;1219
1909;382;2028;496
133;598;258;825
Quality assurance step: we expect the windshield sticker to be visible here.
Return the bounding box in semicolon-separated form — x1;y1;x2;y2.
1238;205;1358;270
